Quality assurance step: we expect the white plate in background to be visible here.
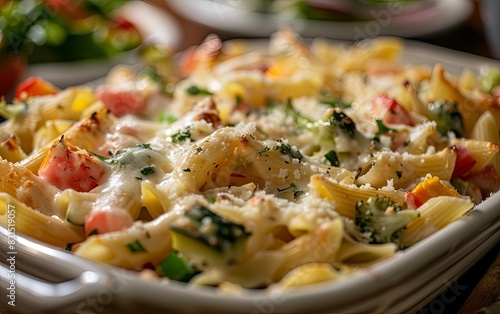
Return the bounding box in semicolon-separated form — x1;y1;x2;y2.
169;0;472;40
25;1;181;88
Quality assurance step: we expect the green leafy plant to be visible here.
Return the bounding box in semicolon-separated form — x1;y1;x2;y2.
0;0;141;63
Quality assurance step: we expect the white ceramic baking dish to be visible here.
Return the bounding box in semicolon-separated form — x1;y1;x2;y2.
1;40;499;314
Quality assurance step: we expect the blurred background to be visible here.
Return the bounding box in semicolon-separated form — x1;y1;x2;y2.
0;0;499;98
153;0;500;59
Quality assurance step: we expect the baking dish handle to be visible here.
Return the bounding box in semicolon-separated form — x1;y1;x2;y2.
1;265;110;313
0;226;112;313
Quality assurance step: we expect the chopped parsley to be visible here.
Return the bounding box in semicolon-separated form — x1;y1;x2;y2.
186;85;213;96
87;150;111;162
324;150;340;167
139;67;164;85
171;127;192;142
136;143;152;149
373;119;398;142
258;146;270;156
105;143;156;167
331;109;356;137
158;112;177;124
126;240;147;253
140;165;156;175
275;142;303;162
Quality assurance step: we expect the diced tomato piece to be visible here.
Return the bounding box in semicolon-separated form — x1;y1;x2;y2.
84;209;134;237
404;190;422;209
15;76;59;101
464;164;500;200
373;95;414;126
96;88;145;117
38;138;108;192
451;145;477;178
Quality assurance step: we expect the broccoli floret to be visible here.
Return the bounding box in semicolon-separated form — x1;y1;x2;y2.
355;196;419;248
428;100;463;137
330;108;356;137
319;109;357;147
316;108;359;162
275;140;303;162
0;101;28;122
479;66;500;94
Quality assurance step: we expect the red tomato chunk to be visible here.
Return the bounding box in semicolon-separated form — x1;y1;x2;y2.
84;209;134;237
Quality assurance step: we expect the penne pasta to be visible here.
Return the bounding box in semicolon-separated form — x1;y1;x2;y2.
336;240;397;265
0;134;27;163
400;196;474;246
0;193;84;247
0;29;497;292
356;148;457;189
310;174;406;220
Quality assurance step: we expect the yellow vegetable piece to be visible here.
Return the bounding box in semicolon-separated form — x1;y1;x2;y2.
71;88;97;112
411;176;459;205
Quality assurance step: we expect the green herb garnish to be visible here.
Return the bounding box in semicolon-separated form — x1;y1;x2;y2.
187;85;213;96
258;146;270;156
324;150;340;167
140;165;156;175
126;240;147;253
276;142;303;162
373;119;398;142
171;128;192;142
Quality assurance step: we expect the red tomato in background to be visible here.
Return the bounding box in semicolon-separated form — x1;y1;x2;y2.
0;54;27;98
15;76;59;101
